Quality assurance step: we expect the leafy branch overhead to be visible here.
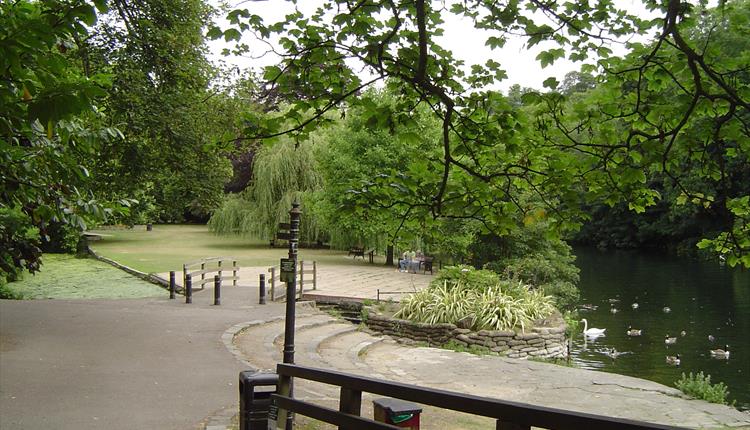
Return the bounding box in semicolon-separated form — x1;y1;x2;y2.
210;0;749;267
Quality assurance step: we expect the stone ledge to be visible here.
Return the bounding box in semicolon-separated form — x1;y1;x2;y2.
363;308;567;359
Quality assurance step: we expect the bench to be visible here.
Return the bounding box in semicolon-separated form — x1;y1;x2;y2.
348;247;365;259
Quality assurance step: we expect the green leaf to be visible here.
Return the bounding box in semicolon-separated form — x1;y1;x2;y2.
542;77;559;90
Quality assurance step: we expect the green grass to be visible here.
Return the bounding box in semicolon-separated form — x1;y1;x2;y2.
88;224;379;273
4;254;165;299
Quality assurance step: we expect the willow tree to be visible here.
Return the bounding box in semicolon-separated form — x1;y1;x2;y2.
209;138;323;243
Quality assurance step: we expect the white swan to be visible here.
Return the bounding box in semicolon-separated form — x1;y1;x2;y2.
581;318;606;337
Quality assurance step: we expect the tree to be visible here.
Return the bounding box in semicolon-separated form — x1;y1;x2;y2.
1;0;119;283
210;0;750;267
87;0;234;223
532;0;750;266
209;138;323;243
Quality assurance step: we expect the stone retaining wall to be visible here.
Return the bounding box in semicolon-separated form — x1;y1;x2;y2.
364;311;567;359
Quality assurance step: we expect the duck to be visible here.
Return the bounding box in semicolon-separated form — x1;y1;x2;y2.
604;348;624;359
610;307;619;314
680;330;686;337
608;298;620;304
708;334;716;342
664;335;677;345
579;304;598;311
710;345;730;359
663;307;671;313
581;318;606;337
631;302;639;310
666;354;681;366
626;326;642;336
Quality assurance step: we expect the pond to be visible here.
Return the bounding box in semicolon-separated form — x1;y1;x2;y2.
571;247;750;410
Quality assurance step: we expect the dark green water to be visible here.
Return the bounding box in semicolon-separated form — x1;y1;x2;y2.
571;247;750;410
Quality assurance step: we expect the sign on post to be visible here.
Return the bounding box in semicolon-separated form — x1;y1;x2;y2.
280;258;295;282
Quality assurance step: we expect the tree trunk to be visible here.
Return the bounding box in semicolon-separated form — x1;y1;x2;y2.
386;244;394;266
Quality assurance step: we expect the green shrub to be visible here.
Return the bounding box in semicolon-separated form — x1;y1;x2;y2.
675;372;732;405
0;282;25;300
430;265;504;291
396;275;555;331
563;310;580;338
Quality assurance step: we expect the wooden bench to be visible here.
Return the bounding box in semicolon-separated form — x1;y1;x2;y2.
348;247;365;259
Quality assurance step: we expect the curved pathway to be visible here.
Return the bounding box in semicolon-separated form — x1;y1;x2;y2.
233;311;750;429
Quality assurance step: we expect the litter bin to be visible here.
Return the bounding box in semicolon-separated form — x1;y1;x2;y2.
373;398;422;429
239;371;279;430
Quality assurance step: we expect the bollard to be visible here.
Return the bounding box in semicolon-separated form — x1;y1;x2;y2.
169;271;176;299
185;274;193;304
214;275;221;306
259;274;266;305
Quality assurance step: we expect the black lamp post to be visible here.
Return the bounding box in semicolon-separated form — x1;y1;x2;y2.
281;201;301;430
283;201;301;364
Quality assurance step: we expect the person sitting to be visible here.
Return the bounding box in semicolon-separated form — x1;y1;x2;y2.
399;250;410;272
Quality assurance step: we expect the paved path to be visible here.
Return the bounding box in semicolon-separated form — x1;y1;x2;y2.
0;285;287;430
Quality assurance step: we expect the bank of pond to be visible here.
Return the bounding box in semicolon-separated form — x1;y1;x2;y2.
570;247;749;410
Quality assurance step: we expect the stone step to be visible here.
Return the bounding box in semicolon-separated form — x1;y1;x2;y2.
318;329;385;375
233;313;334;370
295;323;359;367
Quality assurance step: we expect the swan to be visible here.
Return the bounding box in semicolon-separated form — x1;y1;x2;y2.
710;345;730;359
581;319;606;337
666;354;681;366
664;335;677;345
626;326;642;336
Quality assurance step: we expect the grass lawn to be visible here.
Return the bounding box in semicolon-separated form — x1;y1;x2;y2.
4;254;165;299
88;224;383;274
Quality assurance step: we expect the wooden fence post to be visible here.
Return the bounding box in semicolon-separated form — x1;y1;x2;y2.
338;387;362;430
182;264;188;293
200;261;205;284
268;267;276;302
313;261;317;290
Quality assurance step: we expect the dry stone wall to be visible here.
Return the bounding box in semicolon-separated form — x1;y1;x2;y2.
364;311;567;359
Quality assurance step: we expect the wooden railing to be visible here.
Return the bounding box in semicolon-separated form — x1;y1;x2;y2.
270;363;686;430
182;257;239;289
267;260;317;301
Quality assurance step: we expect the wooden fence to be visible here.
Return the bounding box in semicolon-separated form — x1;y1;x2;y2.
267;260;316;301
268;363;687;430
183;257;239;289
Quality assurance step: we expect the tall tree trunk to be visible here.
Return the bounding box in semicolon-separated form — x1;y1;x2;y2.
386;244;394;266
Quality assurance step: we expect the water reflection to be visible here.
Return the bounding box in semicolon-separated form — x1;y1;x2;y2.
570;247;750;410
